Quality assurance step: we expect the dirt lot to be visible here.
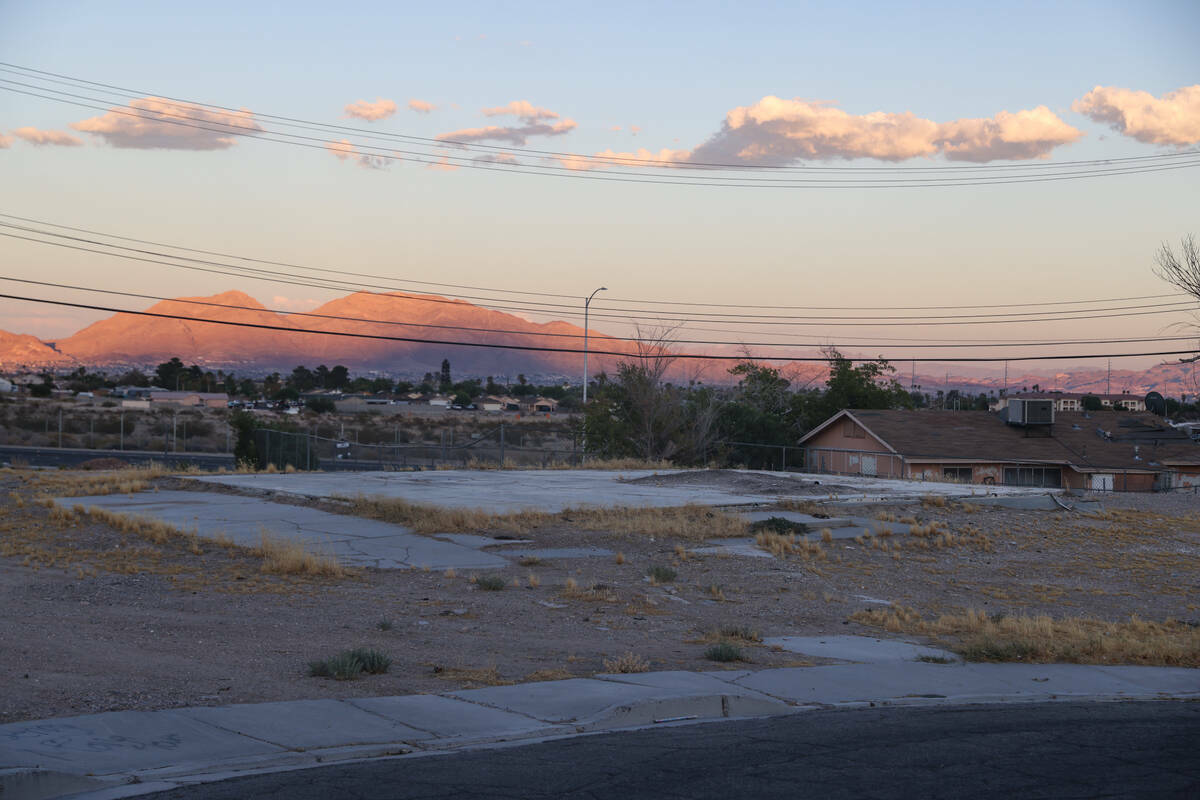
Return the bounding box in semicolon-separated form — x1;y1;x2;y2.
1;468;1197;724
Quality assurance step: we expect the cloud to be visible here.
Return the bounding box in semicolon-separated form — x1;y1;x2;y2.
0;133;11;149
71;96;262;150
12;127;83;146
408;99;436;113
1072;85;1200;146
630;125;641;135
344;97;398;122
435;100;577;145
473;152;519;165
325;138;391;169
482;100;560;122
426;155;460;171
687;96;1082;164
559;147;691;171
436;118;576;145
610;125;622;132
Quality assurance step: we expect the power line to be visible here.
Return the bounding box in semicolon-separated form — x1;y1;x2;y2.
4;68;1200;188
4;226;1198;326
7;275;1198;352
2;211;1185;312
4;62;1199;175
4;291;1198;363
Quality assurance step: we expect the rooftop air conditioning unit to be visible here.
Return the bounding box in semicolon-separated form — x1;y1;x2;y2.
1009;398;1054;426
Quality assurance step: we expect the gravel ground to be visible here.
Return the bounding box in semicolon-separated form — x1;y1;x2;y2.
1;469;1196;723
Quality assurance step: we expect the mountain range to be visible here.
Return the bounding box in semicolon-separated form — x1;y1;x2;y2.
0;289;1197;397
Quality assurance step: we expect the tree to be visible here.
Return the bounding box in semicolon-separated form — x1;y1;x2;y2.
440;359;452;392
1155;234;1200;301
797;348;912;431
155;357;186;390
289;366;315;391
329;365;350;390
306;397;336;414
117;369;150;388
1081;394;1103;411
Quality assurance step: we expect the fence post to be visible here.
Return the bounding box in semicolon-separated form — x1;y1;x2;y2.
58;408;62;448
120;412;124;452
500;424;505;468
306;432;311;471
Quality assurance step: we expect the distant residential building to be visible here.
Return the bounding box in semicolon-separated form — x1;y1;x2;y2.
991;392;1146;413
149;391;228;409
800;408;1198;492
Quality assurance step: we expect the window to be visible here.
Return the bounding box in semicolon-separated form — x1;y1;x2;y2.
943;467;972;482
1002;467;1062;487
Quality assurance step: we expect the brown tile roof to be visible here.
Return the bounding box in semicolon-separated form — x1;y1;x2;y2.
831;409;1198;472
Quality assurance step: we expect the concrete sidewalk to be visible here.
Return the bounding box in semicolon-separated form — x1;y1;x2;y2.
3;657;1196;800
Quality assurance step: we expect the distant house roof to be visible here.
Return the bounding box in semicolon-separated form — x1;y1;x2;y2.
800;409;1198;473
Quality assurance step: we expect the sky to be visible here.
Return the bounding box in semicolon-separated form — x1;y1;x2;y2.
0;0;1198;376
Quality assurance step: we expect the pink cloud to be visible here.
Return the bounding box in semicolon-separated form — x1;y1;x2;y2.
325;138;390;169
0;132;11;149
436;117;576;145
426;155;460;171
559;147;691;171
610;125;622;132
630;125;642;135
408;99;436;113
1072;85;1200;146
12;127;83;146
687;96;1081;164
481;100;559;122
71;97;262;150
344;98;398;122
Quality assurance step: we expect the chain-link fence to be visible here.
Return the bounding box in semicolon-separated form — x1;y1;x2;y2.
255;424;587;471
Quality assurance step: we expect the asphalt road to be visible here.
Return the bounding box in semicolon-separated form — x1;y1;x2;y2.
148;701;1199;800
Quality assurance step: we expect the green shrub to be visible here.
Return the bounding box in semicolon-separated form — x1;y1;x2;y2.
475;574;507;591
647;565;677;583
348;648;392;674
704;642;745;662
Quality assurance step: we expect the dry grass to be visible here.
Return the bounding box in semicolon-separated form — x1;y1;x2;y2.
602;651;651;673
754;530;826;560
852;605;1200;667
614;551;626;565
561;577;619;603
523;668;574;682
348;496;748;540
921;494;948;508
20;464;173;498
252;529;347;578
432;664;511;687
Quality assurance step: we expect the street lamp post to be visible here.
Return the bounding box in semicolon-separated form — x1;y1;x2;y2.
582;287;607;406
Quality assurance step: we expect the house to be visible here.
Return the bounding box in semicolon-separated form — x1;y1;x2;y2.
148;391;228;409
799;408;1199;492
524;396;559;414
991;392;1147;413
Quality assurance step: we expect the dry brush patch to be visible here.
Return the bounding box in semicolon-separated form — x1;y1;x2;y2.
347;495;749;540
852;605;1200;667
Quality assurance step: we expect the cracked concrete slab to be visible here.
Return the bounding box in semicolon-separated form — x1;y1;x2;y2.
0;709;283;775
180;700;431;749
347;695;562;741
55;491;507;571
191;469;1055;513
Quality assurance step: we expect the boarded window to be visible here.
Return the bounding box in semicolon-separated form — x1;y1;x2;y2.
943;467;972;482
843;419;865;439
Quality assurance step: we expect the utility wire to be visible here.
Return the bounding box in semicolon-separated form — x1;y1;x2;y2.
2;211;1185;311
6;275;1196;351
4;291;1197;363
4;62;1199;174
4;73;1200;188
4;226;1197;326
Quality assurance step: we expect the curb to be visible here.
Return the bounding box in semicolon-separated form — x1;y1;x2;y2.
3;665;1197;800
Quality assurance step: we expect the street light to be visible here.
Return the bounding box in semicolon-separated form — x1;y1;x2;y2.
582;286;607;405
